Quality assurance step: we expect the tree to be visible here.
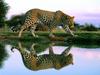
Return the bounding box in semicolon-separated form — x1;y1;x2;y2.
74;22;81;31
81;23;98;31
0;0;9;27
7;14;25;27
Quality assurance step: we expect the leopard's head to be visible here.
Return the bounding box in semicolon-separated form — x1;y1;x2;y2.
55;10;75;30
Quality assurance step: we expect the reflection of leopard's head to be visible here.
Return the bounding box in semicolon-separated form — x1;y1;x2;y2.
65;53;73;65
57;53;73;70
55;10;75;30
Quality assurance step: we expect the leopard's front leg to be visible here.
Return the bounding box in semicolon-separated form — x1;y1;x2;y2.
30;25;38;37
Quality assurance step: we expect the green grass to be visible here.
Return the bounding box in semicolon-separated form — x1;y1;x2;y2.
0;30;100;46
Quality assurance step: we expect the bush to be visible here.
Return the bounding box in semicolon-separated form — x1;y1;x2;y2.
81;23;98;31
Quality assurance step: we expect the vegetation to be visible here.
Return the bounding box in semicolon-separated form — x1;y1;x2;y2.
74;23;99;31
0;0;9;27
0;43;8;68
6;14;25;27
0;31;100;45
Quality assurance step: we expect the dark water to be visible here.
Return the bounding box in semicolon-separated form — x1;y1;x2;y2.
0;39;100;75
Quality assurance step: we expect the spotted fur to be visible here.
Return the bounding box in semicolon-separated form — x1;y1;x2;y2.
11;43;73;71
11;9;75;37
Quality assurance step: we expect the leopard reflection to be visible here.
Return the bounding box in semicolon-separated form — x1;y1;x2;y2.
11;42;73;71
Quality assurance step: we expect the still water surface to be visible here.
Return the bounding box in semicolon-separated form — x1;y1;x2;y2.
0;40;100;75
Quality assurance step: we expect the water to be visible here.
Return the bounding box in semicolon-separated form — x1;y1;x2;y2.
0;40;100;75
